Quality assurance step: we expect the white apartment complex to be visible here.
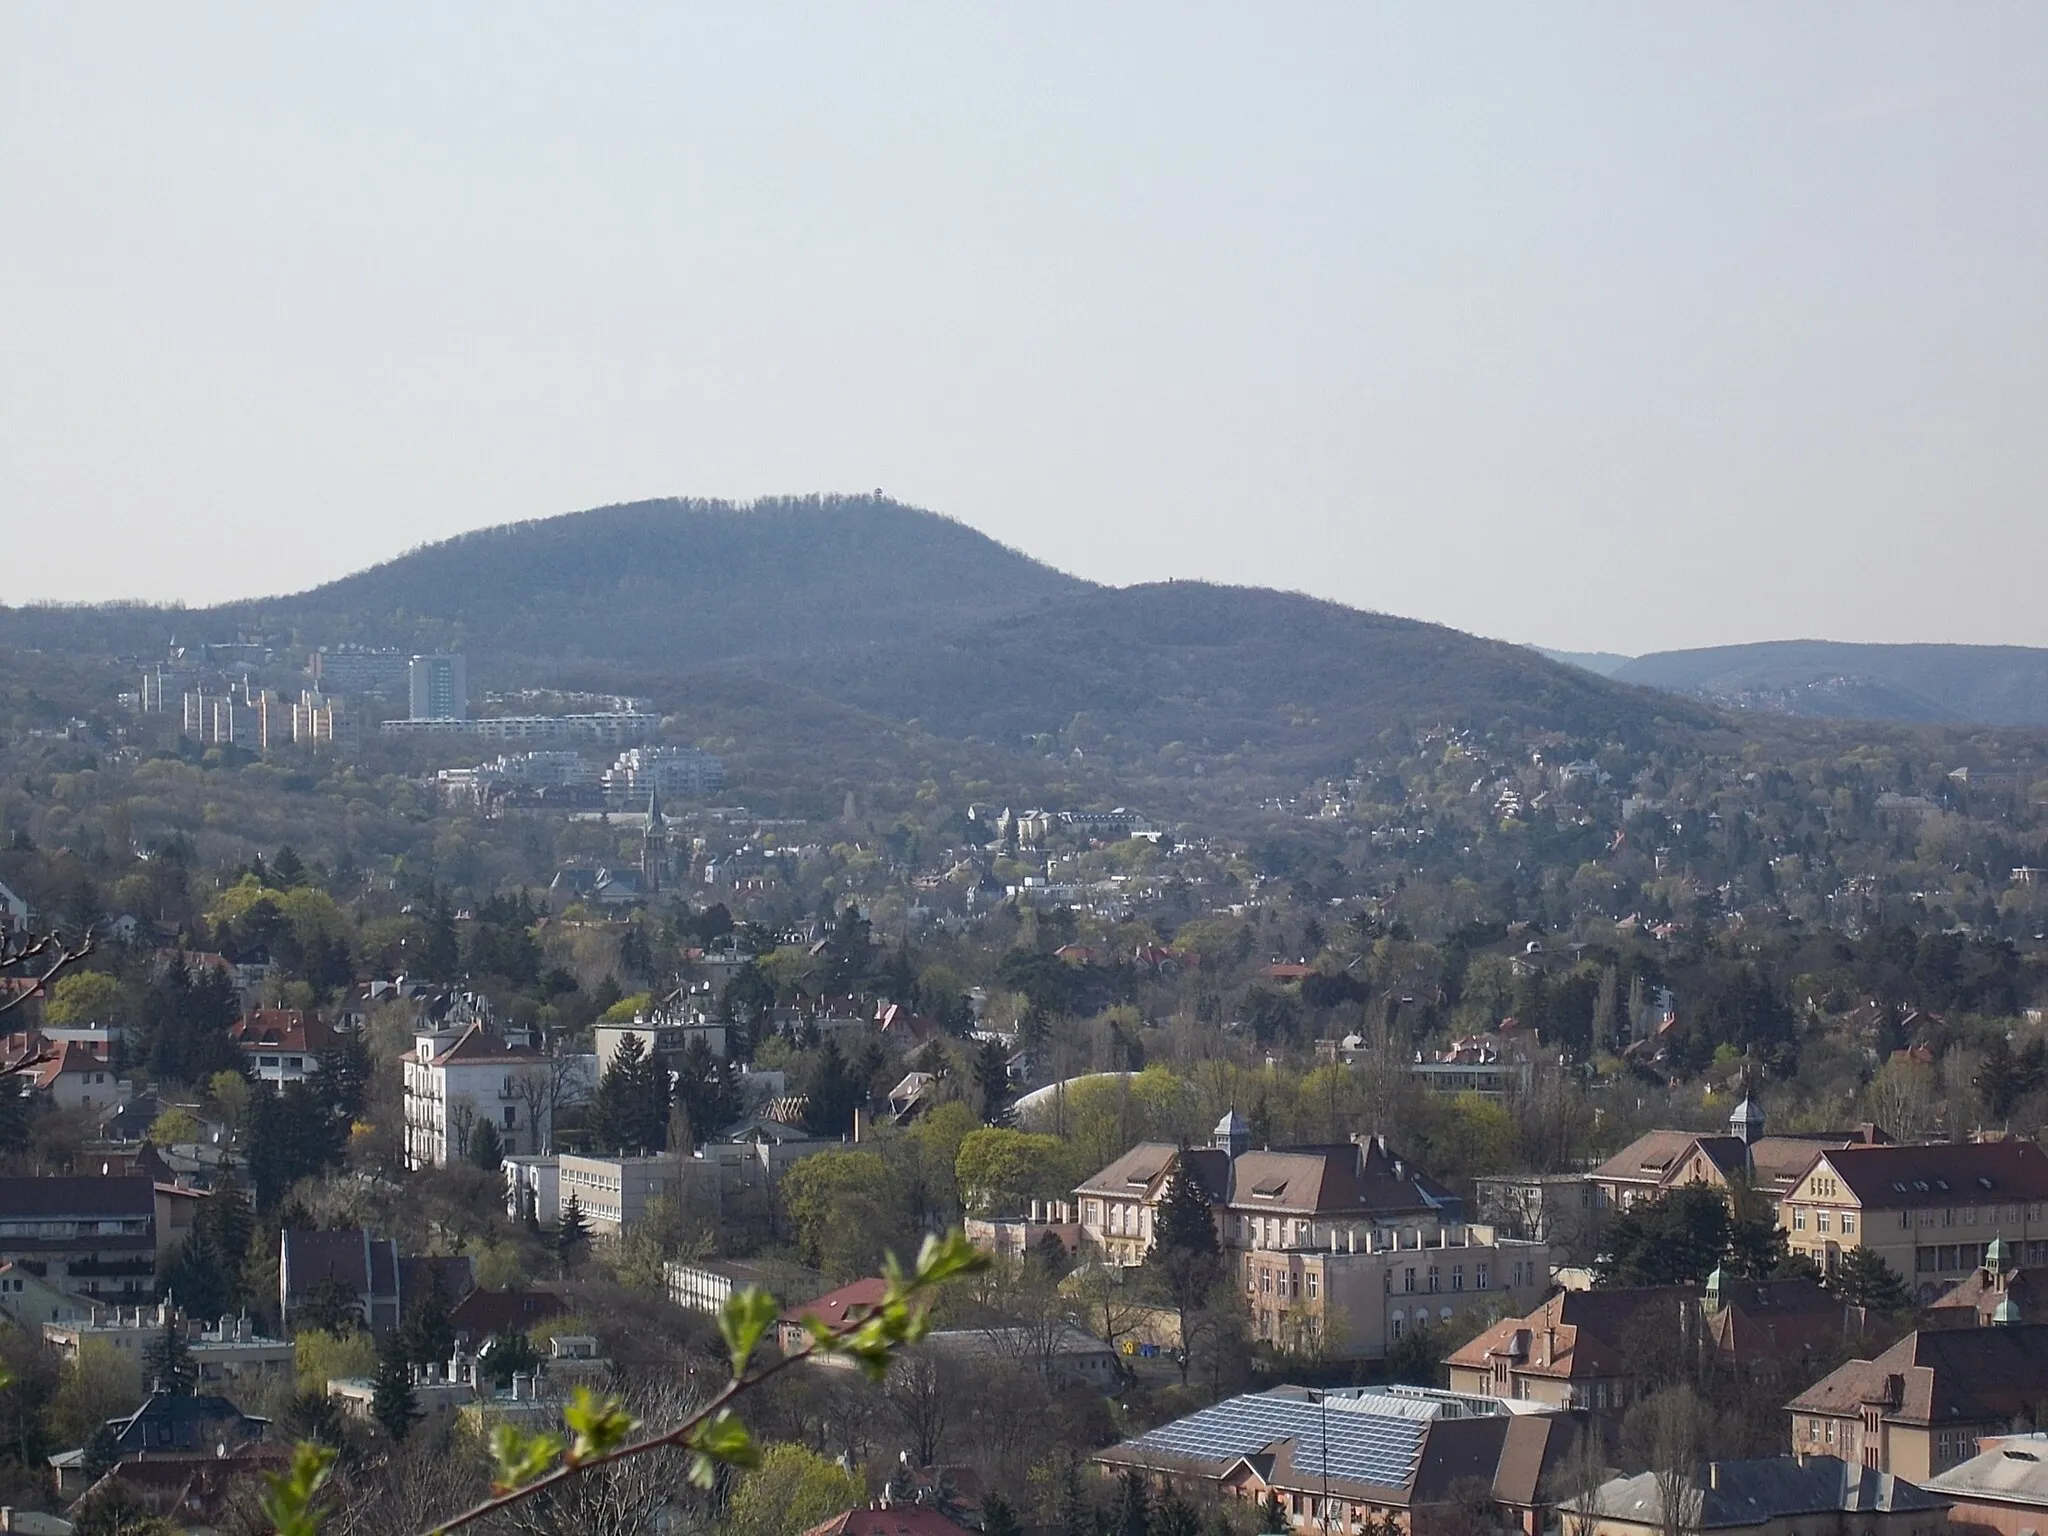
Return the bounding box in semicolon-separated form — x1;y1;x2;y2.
403;1024;558;1170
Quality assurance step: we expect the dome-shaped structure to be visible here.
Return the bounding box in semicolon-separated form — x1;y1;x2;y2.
1214;1109;1251;1159
1993;1294;2024;1326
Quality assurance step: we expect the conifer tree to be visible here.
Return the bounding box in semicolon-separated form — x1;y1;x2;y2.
143;1312;198;1396
468;1116;505;1171
555;1192;591;1275
371;1341;417;1442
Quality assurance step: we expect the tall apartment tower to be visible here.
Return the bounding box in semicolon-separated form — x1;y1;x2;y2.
408;655;468;721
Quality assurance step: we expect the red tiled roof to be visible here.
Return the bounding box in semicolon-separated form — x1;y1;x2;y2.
801;1506;977;1536
231;1009;339;1055
781;1277;890;1330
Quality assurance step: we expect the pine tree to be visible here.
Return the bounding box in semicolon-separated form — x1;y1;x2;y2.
371;1342;418;1442
801;1038;863;1138
973;1037;1013;1125
399;1274;456;1370
80;1422;121;1482
555;1192;591;1275
1830;1246;1914;1312
1112;1470;1149;1536
143;1312;198;1396
588;1032;666;1153
468;1116;504;1171
1153;1494;1201;1536
983;1493;1023;1536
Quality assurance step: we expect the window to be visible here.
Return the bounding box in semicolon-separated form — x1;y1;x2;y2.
1900;1211;1912;1229
1477;1264;1490;1290
1427;1265;1441;1293
1816;1211;1831;1233
1391;1313;1405;1340
503;1106;516;1129
1404;1267;1416;1293
1260;1271;1272;1295
1452;1264;1465;1292
1843;1213;1857;1235
1944;1207;1955;1227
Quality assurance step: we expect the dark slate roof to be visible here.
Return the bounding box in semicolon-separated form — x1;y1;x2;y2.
281;1230;398;1300
1580;1455;1944;1529
106;1391;269;1453
0;1175;155;1218
1817;1140;2048;1210
449;1287;565;1341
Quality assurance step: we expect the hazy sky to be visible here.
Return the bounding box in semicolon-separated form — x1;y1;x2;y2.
4;5;2044;653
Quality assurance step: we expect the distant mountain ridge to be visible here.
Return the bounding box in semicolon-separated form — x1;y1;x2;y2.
0;496;1704;786
1615;640;2048;726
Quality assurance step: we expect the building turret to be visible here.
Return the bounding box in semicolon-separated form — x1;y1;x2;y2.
1214;1109;1251;1160
1987;1234;2014;1280
1729;1094;1765;1148
1704;1263;1728;1314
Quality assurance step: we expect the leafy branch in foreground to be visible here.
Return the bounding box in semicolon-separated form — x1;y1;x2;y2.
256;1229;987;1536
0;926;95;1021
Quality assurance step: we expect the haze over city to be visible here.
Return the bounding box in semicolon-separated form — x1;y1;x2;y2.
5;4;2045;652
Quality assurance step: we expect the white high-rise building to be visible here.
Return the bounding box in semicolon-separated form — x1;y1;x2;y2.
408;654;467;720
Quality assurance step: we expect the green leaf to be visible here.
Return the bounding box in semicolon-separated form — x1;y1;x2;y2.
719;1286;781;1377
563;1386;638;1464
259;1442;337;1536
687;1407;760;1473
489;1423;565;1493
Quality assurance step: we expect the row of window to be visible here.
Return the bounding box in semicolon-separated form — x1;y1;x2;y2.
1791;1208;1858;1234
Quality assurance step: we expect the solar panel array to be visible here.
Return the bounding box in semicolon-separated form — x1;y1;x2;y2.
1126;1392;1428;1490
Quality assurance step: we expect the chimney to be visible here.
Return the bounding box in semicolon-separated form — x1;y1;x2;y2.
1708;1463;1720;1491
1031;1199;1043;1224
1348;1229;1357;1255
1544;1327;1556;1365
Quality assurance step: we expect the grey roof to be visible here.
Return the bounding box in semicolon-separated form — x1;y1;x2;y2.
1926;1435;2048;1508
0;1175;155;1218
1581;1456;1945;1529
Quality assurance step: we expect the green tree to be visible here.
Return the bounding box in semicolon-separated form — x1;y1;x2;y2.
398;1275;456;1371
779;1149;912;1279
1596;1185;1778;1286
587;1032;668;1154
673;1035;741;1145
724;1442;867;1536
984;1493;1024;1536
555;1192;591;1275
370;1340;417;1441
142;1313;197;1396
972;1036;1013;1124
801;1038;864;1139
1112;1469;1150;1536
954;1128;1071;1215
1829;1247;1913;1312
44;970;124;1025
468;1116;505;1172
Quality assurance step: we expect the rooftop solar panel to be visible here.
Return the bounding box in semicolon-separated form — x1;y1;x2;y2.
1124;1391;1429;1490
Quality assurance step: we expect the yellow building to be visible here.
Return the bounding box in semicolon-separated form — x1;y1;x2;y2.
1776;1140;2048;1304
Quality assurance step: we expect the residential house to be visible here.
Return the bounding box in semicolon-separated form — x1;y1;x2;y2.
0;1176;158;1305
800;1508;976;1536
48;1389;269;1495
0;1259;87;1329
230;1008;340;1085
1787;1322;2048;1479
1925;1431;2048;1536
278;1229;474;1334
778;1277;890;1355
1568;1456;1945;1536
594;1013;728;1071
402;1023;559;1169
1094;1384;1583;1536
1927;1238;2041;1328
63;1444;292;1532
1591;1098;1885;1216
44;1306;293;1387
1075;1115;1547;1359
447;1287;567;1347
22;1040;126;1111
1449;1276;1854;1421
1776;1140;2048;1302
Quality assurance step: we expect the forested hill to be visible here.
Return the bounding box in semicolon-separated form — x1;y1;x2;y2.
0;494;1709;774
223;495;1093;669
1615;640;2048;726
787;580;1704;769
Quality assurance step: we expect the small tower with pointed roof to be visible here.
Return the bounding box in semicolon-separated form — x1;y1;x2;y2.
1704;1263;1728;1314
1987;1234;2015;1279
1214;1108;1251;1161
641;789;664;897
1729;1093;1765;1148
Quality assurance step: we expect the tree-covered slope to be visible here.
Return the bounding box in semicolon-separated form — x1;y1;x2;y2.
1616;640;2048;726
222;495;1093;671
